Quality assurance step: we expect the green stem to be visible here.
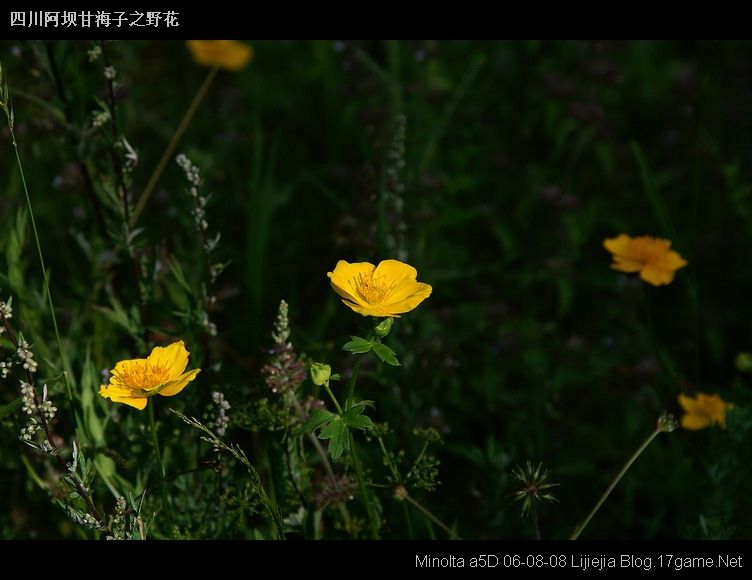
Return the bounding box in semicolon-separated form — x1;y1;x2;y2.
344;329;380;537
350;433;380;539
323;383;344;415
376;435;415;539
347;355;362;410
7;124;75;411
402;501;415;539
406;440;429;481
570;426;662;540
377;436;400;481
288;394;353;531
530;498;542;540
130;65;219;227
405;494;461;540
148;401;167;505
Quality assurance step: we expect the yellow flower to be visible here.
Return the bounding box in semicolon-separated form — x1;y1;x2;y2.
677;393;732;430
327;259;432;318
186;40;253;71
99;341;201;410
603;234;687;286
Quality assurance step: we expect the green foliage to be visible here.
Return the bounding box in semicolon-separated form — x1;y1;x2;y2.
343;334;400;366
1;39;752;540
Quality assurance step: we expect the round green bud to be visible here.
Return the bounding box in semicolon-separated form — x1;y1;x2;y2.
373;317;394;338
310;362;332;386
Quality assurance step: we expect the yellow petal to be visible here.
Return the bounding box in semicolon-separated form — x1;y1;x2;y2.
328;261;376;306
328;261;375;288
341;299;399;318
603;234;632;255
99;384;148;410
681;413;711;430
381;283;433;315
110;358;147;379
610;258;643;273
219;41;253;71
147;341;190;380
677;394;699;413
665;250;688;270
640;264;674;286
373;260;425;303
374;259;418;282
157;368;201;397
187;40;253;71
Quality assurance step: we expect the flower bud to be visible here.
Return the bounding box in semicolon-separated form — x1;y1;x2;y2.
373;317;394;338
657;412;678;433
310;362;332;386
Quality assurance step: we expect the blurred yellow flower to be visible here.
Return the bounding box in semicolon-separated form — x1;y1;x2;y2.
327;259;432;318
99;341;200;410
603;234;687;286
186;40;253;71
677;393;732;430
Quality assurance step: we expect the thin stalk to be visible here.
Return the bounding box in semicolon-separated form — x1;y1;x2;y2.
147;401;167;506
44;42;108;239
405;493;461;540
376;436;400;481
402;501;415;539
377;435;415;539
7;125;75;408
130;65;219;227
570;426;662;540
323;383;344;415
530;498;542;540
100;41;129;224
350;433;380;539
344;335;380;537
406;440;429;481
288;395;352;529
346;355;362;410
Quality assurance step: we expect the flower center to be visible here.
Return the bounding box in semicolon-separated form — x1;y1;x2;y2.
352;273;395;304
118;363;171;389
635;238;668;265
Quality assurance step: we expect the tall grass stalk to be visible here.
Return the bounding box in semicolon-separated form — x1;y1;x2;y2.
131;65;219;226
1;69;76;417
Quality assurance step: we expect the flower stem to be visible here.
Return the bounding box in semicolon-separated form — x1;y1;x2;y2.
570;425;662;540
347;355;362;410
288;394;353;530
130;65;219;227
323;383;344;415
405;494;461;540
343;333;381;538
349;433;380;539
530;497;542;540
6;120;75;421
148;401;168;506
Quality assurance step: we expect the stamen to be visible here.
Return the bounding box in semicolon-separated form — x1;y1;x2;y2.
351;272;396;304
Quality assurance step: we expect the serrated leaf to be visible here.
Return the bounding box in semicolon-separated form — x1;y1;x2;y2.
342;335;373;354
301;408;337;433
344;411;374;431
319;417;349;460
371;341;400;366
343;401;375;430
350;399;375;410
